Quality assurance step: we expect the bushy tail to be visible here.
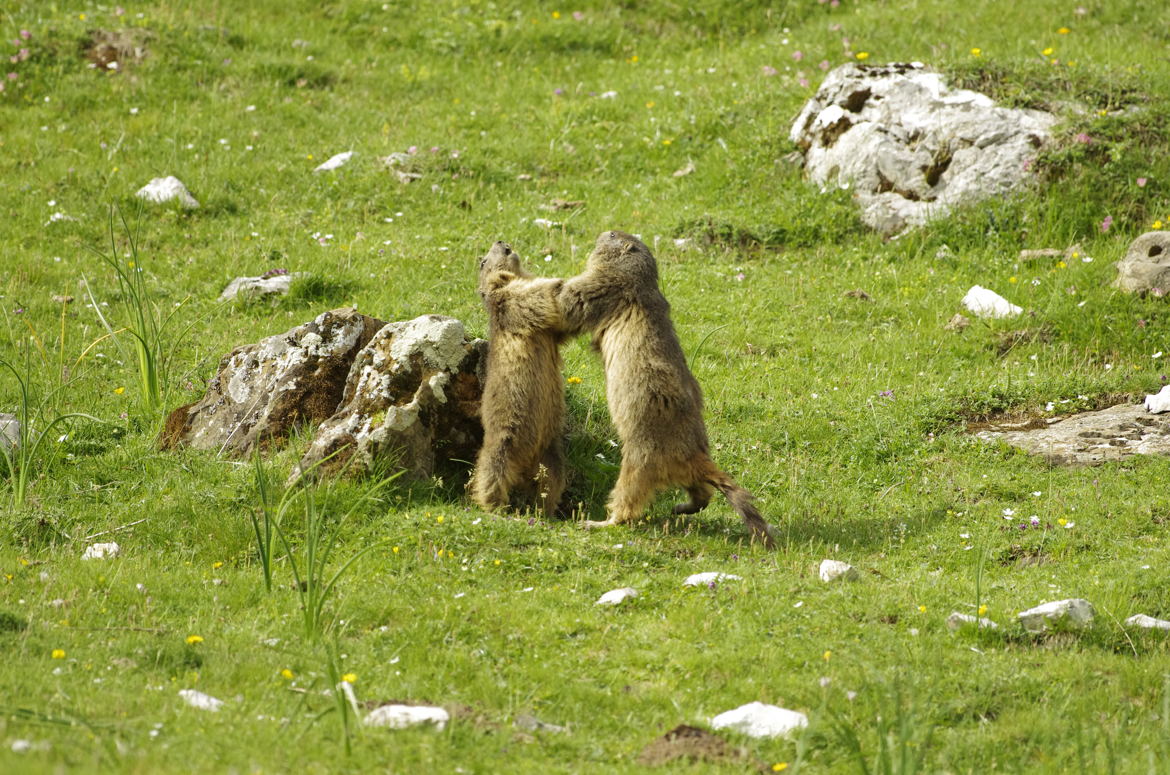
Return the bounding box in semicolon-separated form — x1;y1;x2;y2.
707;469;777;549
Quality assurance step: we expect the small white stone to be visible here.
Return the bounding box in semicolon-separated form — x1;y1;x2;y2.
1144;385;1170;414
178;689;224;712
962;285;1022;319
135;176;200;208
0;413;19;452
1125;614;1170;631
710;701;808;739
1017;598;1095;633
219;272;308;302
314;151;355;172
683;572;742;587
11;739;32;753
595;587;638;606
363;704;449;730
818;559;859;583
81;542;120;560
946;612;999;630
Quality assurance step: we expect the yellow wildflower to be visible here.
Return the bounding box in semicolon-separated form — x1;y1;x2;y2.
1058;27;1070;34
977;604;988;616
52;649;66;659
185;635;204;645
970;48;982;57
341;673;357;684
392;546;400;554
1154;221;1163;229
212;561;223;569
918;605;927;613
114;386;125;395
856;52;870;61
1008;276;1018;284
773;765;789;773
1056;260;1067;269
1057;518;1068;526
281;668;294;679
436;515;444;524
822;650;831;661
566;376;582;384
1042;47;1054;56
552;11;561;19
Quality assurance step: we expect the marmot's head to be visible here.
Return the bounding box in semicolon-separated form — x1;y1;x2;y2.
587;230;658;284
478;241;523;296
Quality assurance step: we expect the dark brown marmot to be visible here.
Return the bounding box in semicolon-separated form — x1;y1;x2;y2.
470;241;567;516
557;230;776;546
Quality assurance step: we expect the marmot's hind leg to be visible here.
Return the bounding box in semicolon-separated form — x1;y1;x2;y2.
584;463;658;529
471;434;521;511
672;482;714;515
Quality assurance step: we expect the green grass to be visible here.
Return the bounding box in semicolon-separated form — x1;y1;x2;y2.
3;0;1170;771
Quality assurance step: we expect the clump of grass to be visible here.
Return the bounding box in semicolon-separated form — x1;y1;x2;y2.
86;209;196;417
0;352;99;508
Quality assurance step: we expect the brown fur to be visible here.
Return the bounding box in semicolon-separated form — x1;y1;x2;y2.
470;241;568;516
557;230;776;546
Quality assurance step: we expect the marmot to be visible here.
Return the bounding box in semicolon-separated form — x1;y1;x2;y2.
557;230;776;546
470;241;568;516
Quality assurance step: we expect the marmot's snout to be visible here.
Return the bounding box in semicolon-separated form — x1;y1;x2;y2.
494;241;513;255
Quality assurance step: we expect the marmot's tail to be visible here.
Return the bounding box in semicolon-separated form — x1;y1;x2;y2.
707;469;777;549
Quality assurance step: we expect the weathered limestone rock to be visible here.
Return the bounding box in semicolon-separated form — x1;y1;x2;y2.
1115;231;1170;295
81;542;120;560
291;315;485;483
974;403;1170;465
1125;614;1170;631
962;285;1022;319
946;612;998;630
219;272;308;302
819;559;859;582
364;704;449;730
709;702;808;739
683;572;742;587
595;587;639;606
135;176;199;208
0;413;19;453
791;63;1056;234
1018;598;1095;633
159;308;386;455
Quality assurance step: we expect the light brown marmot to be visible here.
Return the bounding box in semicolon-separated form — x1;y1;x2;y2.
557;230;776;546
470;241;568;516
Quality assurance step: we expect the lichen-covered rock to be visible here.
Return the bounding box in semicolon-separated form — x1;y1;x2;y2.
1018;598;1095;633
159;308;385;455
974;403;1170;465
135;176;200;208
791;62;1056;234
1115;231;1170;295
291;315;486;484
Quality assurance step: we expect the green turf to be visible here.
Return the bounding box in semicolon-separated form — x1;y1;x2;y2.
3;0;1170;772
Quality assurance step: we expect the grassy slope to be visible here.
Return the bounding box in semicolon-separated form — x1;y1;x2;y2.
3;0;1170;771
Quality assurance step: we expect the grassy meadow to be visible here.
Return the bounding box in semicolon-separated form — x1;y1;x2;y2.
3;0;1170;771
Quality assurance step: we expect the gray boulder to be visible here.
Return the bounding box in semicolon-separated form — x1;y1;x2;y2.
1115;231;1170;295
291;315;486;484
974;403;1170;465
791;62;1056;234
160;308;386;455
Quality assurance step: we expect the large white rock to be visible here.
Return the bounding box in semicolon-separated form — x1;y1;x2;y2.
1125;614;1170;631
135;176;200;208
314;151;355;172
364;704;449;730
710;702;808;739
819;559;859;583
962;286;1022;319
595;587;639;606
219;272;309;302
683;572;742;587
178;689;224;711
791;63;1055;234
1145;385;1170;414
81;542;120;560
1017;598;1095;633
